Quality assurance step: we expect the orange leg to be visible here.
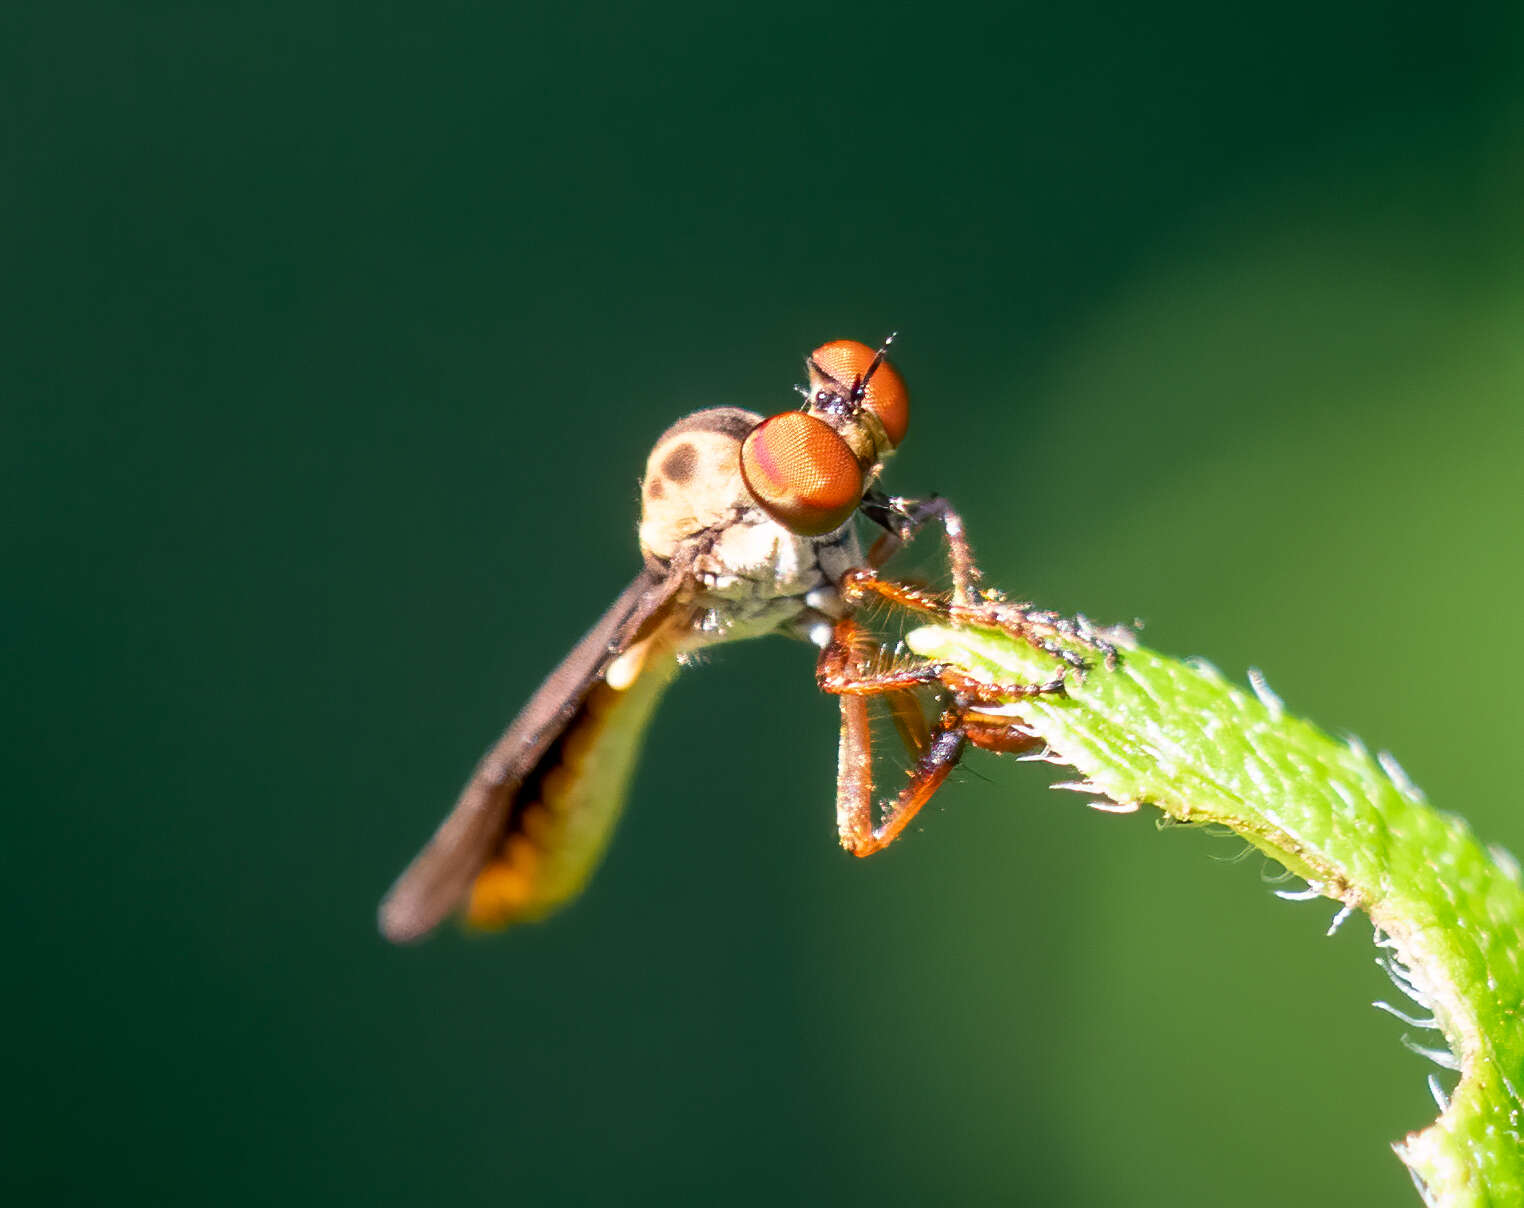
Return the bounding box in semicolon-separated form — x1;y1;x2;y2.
859;491;1121;668
839;567;952;616
819;496;1122;856
840;567;1110;674
818;617;1066;704
817;601;1073;856
832;686;967;856
812;616;932;750
818;612;952;855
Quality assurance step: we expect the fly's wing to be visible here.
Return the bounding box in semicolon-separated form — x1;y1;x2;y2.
378;568;687;943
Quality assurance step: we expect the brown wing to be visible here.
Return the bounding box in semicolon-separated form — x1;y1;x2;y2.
377;568;685;943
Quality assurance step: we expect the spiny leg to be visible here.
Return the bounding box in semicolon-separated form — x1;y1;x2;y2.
818;613;1061;856
821;596;1070;703
835;697;969;857
815;611;934;753
952;599;1119;671
836;567;1091;682
860;492;981;604
817;613;949;696
838;566;953;617
863;717;968;854
842;569;1112;676
821;613;960;856
829;663;1065;854
859;491;1125;672
820;496;1115;854
834;689;875;853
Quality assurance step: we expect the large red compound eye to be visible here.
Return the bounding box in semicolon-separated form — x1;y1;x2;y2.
740;411;864;536
809;339;910;448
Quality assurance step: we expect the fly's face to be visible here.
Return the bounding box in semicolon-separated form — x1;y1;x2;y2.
803;337;910;461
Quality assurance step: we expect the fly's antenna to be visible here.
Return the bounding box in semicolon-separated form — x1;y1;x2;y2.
854;331;898;402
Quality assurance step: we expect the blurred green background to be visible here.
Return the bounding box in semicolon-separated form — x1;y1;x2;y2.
6;2;1523;1204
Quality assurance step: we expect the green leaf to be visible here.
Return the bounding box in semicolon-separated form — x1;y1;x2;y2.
905;618;1524;1206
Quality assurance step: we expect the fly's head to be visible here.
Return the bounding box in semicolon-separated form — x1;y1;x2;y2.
737;337;907;538
637;338;907;643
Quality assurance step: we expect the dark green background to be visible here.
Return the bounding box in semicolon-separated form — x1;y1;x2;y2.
7;3;1522;1204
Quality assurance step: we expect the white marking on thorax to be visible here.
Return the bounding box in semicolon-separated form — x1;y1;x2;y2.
683;509;863;649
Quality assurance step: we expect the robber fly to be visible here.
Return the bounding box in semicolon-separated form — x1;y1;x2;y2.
378;338;1087;943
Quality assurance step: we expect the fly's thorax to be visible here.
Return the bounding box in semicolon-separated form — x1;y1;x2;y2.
638;406;760;565
684;509;863;645
696;508;846;594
